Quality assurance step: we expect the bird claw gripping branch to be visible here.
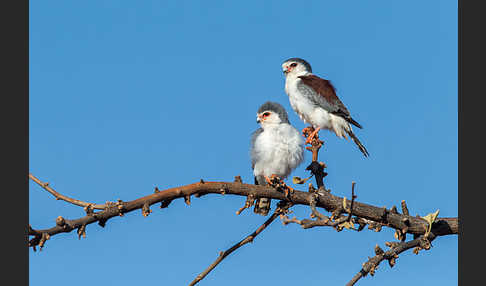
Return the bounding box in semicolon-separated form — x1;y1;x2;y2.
265;175;294;198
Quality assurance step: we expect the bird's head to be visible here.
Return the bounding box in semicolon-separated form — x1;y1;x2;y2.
282;58;312;77
256;101;290;128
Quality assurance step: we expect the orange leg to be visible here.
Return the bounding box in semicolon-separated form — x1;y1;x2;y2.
265;175;294;197
264;174;278;185
305;127;321;145
264;175;272;185
284;184;294;196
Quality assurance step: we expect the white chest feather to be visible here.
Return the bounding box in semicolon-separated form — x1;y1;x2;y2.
285;77;316;124
285;76;351;138
252;124;304;179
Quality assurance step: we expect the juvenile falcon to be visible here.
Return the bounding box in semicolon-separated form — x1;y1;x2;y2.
250;101;304;216
282;58;369;157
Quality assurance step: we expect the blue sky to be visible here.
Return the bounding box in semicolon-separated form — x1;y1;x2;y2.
29;1;457;285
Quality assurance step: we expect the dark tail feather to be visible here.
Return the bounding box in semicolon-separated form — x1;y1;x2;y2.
331;111;363;129
347;116;363;129
346;130;369;157
253;176;271;216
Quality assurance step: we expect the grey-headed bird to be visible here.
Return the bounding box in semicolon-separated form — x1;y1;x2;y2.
282;58;369;157
250;101;304;216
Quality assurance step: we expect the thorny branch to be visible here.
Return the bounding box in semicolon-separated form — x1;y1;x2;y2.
345;232;438;286
29;173;458;284
188;201;292;286
278;181;455;284
29;174;458;251
29;129;458;284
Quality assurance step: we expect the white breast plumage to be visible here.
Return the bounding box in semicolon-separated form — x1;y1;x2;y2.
286;77;316;125
251;124;304;179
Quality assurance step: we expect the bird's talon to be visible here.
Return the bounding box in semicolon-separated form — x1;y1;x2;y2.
264;176;273;185
302;126;315;137
304;128;321;145
288;185;295;193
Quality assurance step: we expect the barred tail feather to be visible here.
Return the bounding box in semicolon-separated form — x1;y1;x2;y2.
253;198;271;216
346;130;369;157
253;176;271;216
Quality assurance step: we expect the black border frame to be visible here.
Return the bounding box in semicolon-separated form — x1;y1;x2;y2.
2;0;29;285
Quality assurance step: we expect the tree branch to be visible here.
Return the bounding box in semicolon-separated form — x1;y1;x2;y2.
188;201;292;286
28;175;458;250
345;232;438;286
29;173;106;210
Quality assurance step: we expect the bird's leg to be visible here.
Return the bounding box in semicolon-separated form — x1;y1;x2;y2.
264;174;280;185
283;184;294;198
305;127;321;145
264;175;274;185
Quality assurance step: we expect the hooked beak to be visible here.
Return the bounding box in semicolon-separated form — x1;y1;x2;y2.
283;65;292;75
256;114;263;123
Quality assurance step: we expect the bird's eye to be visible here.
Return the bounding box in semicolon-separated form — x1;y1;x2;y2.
263;112;271;117
290;63;298;67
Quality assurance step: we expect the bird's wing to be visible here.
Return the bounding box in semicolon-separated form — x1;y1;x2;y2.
250;128;264;169
298;75;362;129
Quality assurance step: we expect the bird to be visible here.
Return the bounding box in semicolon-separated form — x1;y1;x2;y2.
281;57;369;157
250;101;304;216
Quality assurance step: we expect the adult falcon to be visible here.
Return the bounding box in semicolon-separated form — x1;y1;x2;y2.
250;101;304;215
282;57;369;157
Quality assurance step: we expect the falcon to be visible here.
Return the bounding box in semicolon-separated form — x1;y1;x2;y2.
250;101;304;216
282;57;369;157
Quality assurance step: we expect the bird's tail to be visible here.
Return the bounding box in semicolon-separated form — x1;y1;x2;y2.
253;176;271;216
345;129;369;157
254;198;271;216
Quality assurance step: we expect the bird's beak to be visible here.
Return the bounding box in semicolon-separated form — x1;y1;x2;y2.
257;114;262;123
283;65;294;75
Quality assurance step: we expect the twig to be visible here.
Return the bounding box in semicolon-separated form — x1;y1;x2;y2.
401;200;410;216
345;233;437;286
302;126;323;161
188;201;292;286
282;216;329;229
303;127;327;189
235;194;255;215
347;182;357;222
309;193;327;220
282;213;356;231
29;174;106;210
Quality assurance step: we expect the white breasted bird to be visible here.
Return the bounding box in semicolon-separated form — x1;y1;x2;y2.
282;58;369;157
250;101;304;216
